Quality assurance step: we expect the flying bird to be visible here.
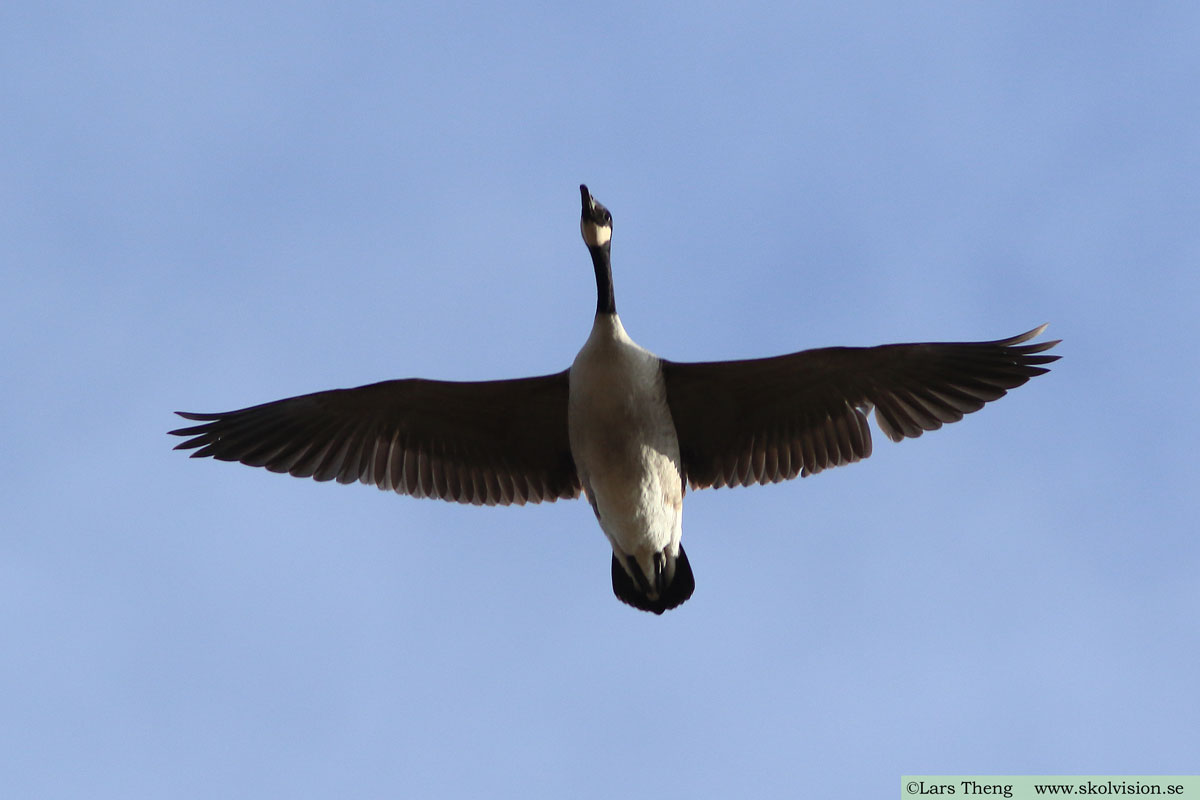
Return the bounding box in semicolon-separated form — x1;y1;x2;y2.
171;185;1059;614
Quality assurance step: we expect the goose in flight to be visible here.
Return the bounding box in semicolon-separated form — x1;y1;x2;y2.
171;185;1059;614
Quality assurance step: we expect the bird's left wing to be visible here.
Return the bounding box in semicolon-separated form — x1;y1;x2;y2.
661;325;1060;490
170;371;580;506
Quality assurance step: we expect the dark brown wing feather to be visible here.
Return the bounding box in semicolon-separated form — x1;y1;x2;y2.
662;325;1060;490
170;371;580;506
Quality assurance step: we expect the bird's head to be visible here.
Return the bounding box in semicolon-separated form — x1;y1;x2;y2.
579;184;612;249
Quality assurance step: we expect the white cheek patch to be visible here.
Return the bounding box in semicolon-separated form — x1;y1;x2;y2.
581;220;612;248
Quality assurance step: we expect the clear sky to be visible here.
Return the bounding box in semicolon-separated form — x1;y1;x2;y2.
3;2;1197;797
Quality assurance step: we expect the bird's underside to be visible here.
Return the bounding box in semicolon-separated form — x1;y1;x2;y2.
171;325;1059;611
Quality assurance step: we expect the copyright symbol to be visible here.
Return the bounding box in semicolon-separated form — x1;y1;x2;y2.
906;782;920;794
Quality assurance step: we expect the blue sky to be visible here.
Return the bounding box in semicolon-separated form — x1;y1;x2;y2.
3;2;1197;797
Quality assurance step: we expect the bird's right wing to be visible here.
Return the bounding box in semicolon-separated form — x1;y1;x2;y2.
170;371;580;506
661;325;1060;490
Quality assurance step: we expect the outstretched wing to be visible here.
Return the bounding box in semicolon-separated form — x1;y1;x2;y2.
661;325;1060;489
170;371;580;506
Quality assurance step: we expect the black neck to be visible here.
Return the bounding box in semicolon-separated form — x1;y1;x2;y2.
590;244;616;315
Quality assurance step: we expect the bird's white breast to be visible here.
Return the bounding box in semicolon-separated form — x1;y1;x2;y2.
567;315;684;561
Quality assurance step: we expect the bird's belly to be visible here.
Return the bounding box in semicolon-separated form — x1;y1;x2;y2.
568;388;683;558
584;440;682;555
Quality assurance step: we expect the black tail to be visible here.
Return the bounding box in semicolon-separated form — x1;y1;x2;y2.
610;546;695;614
